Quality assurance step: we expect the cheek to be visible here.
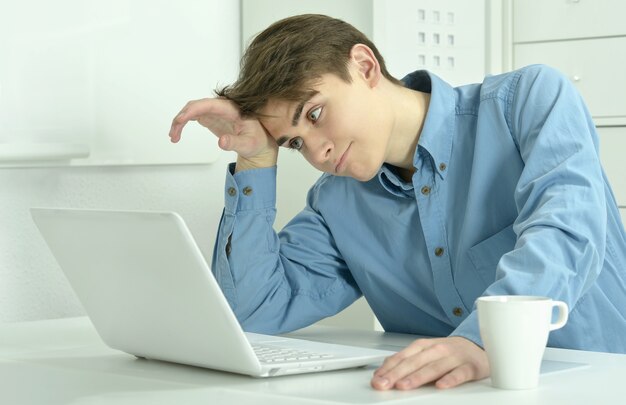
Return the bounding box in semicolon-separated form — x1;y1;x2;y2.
300;151;327;173
304;156;319;170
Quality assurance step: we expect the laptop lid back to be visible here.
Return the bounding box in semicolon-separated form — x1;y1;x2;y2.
31;208;261;375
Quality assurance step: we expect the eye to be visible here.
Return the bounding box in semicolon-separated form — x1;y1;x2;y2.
308;106;322;123
288;137;304;151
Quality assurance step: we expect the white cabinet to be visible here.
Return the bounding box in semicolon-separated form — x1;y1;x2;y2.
512;0;626;213
514;37;626;123
372;0;486;86
512;2;626;126
513;0;626;42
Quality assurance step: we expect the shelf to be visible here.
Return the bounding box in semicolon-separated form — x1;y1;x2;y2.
0;143;90;163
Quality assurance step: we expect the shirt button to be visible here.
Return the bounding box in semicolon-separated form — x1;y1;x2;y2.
227;187;236;196
452;307;463;317
439;163;447;171
421;186;431;196
435;247;444;257
243;186;253;196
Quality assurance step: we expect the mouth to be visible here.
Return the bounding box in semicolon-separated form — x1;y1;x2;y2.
334;143;352;174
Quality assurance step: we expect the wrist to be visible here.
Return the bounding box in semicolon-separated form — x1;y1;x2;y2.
235;152;277;173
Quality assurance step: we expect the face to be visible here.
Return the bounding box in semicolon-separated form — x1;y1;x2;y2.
259;69;394;182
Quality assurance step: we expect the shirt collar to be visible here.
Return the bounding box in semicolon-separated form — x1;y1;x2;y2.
378;165;415;198
401;70;455;181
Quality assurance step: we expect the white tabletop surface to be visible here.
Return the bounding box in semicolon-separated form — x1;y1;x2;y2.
1;316;625;404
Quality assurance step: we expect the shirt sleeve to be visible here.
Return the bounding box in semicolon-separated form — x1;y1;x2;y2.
451;65;607;346
211;163;361;334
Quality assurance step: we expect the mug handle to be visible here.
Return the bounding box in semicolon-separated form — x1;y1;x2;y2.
550;301;569;331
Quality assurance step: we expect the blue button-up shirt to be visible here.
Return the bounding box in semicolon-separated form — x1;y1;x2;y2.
212;65;626;353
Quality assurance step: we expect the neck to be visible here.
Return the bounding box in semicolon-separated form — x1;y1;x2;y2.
383;82;430;178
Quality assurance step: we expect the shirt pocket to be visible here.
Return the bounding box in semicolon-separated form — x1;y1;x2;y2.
467;223;516;286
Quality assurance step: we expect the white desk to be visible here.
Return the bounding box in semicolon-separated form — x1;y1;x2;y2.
1;317;625;404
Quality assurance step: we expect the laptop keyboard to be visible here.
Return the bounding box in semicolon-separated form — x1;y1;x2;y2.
252;344;335;364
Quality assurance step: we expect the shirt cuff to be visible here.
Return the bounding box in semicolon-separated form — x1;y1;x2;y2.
224;163;277;213
449;310;484;348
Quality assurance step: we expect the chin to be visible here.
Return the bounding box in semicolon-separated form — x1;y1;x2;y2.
328;160;382;182
349;166;380;182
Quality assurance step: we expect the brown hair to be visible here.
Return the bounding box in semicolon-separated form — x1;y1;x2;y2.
215;14;401;117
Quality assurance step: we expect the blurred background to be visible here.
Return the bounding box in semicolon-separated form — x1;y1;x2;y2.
1;0;624;329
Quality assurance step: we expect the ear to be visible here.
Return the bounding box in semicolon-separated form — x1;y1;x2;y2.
349;44;382;88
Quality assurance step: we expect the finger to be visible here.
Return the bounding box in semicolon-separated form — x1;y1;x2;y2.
169;98;241;143
372;339;458;389
169;106;194;143
184;97;241;122
374;339;429;377
435;363;478;389
394;355;457;390
219;133;269;157
374;343;449;390
372;356;414;389
372;343;433;390
217;133;257;155
217;135;231;151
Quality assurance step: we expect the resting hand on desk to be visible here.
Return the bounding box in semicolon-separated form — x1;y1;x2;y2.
371;336;489;390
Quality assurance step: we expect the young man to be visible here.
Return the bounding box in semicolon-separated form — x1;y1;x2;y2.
169;14;626;390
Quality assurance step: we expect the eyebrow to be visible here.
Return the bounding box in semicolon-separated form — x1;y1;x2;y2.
276;101;305;147
291;100;306;126
276;91;320;147
291;90;320;126
276;136;289;147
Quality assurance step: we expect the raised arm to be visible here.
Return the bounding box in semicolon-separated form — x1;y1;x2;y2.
170;98;362;334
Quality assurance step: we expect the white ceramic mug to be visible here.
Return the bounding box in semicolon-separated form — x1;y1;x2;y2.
476;295;568;390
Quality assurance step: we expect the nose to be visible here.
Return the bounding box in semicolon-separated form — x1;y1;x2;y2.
308;137;333;167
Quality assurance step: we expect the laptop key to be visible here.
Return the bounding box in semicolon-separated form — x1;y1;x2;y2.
253;344;335;364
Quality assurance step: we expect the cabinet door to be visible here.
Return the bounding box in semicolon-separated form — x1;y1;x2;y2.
597;127;626;206
513;0;626;43
514;37;626;122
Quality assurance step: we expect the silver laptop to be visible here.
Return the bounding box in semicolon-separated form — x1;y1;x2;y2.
31;208;395;377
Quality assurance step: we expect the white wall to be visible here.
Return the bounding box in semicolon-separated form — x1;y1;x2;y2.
0;154;242;322
0;1;241;322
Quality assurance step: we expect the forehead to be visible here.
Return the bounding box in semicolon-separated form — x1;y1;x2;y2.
261;98;295;120
258;73;350;138
258;99;305;143
259;73;340;119
260;92;315;127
